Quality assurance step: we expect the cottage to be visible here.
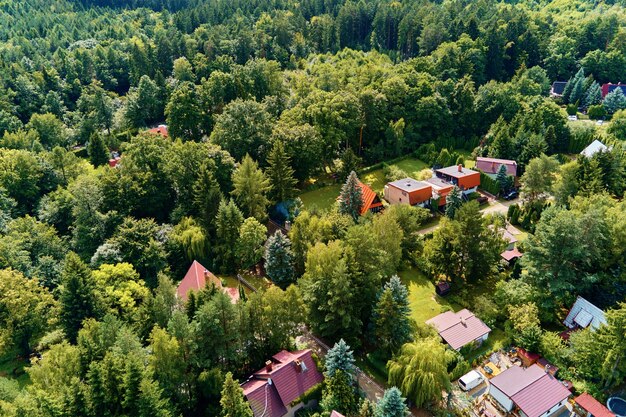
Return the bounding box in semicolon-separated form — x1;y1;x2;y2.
176;260;239;304
551;81;567;97
489;364;571;417
564;296;606;331
148;124;169;137
242;350;324;417
108;156;121;167
475;157;518;177
434;165;480;195
575;393;615;417
601;83;626;98
426;309;491;351
580;140;610;158
384;178;433;207
357;181;384;215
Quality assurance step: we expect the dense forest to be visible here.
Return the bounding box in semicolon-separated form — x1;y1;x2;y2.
0;0;626;416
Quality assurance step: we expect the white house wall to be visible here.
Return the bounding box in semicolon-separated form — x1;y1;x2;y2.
489;385;514;412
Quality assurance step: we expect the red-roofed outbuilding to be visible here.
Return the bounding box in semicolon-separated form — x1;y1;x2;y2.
575;393;615;417
357;181;383;215
148;124;169;138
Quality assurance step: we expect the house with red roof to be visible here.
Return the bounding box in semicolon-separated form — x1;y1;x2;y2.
601;83;626;98
148;124;169;138
575;393;615;417
426;309;491;351
242;349;324;417
476;157;518;178
176;260;239;304
357;181;384;215
489;364;571;417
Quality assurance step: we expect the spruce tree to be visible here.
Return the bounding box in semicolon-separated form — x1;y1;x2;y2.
496;164;509;194
325;339;356;378
193;160;223;235
445;186;462;219
569;76;585;105
215;200;244;273
320;369;359;415
59;252;101;343
339;171;363;222
584;82;602;108
87;132;109;167
562;77;574;104
375;387;409;417
372;276;413;356
604;88;626;114
266;141;298;203
220;372;253;417
264;230;295;287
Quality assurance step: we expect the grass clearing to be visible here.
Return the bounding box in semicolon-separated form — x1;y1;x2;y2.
463;328;509;364
299;183;341;211
398;267;460;325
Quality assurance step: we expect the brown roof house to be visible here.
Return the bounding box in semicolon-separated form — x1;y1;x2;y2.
242;349;324;417
176;260;239;304
426;309;491;351
489;364;571;417
148;124;169;138
476;157;518;178
435;165;480;195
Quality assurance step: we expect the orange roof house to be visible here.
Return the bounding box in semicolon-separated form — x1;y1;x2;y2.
177;260;239;303
148;124;169;138
426;177;454;206
435;164;480;193
384;178;432;207
357;181;384;215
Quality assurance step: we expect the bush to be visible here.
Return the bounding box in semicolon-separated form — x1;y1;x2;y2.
587;104;606;120
566;104;578;115
382;164;409;182
478;171;500;195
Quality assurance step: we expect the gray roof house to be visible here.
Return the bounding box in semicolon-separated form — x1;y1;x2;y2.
564;296;606;331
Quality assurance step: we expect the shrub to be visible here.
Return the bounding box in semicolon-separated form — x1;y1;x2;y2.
566;104;578;115
587;104;606;120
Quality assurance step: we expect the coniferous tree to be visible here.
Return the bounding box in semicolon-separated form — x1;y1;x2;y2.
320;369;359;415
562;77;574;104
445;186;462;218
215;200;244;273
266;141;298;203
193;161;223;235
604;88;626;114
375;387;409;417
59;252;101;343
359;399;376;417
372;276;413;356
339;171;363;221
338;148;362;183
220;372;253;417
87;132;109;167
325;339;356;378
495;164;509;194
584;82;602;108
231;154;271;221
264;230;295;287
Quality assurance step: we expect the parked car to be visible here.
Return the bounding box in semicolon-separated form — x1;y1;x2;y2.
458;370;485;391
503;190;519;200
596;120;604;125
568;115;578;121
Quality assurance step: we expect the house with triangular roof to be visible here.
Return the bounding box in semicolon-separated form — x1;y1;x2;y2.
176;260;239;304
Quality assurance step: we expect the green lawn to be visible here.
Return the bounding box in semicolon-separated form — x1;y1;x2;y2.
463;328;509;364
398;267;460;325
298;157;429;210
219;273;272;293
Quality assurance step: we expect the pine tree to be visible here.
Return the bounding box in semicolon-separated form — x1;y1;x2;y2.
193;161;223;235
445;186;462;219
87;132;109;167
220;372;253;417
495;164;509;194
375;388;409;417
59;252;101;343
266;141;298;203
584;82;602;108
604;88;626;115
215;200;244;273
372;276;413;356
320;369;359;415
563;68;585;104
562;77;574;104
231;154;271;221
325;339;356;378
569;76;585;105
359;399;376;417
339;171;363;221
264;230;295;287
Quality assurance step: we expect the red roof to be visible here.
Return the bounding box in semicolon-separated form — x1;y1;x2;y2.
576;393;615;417
426;309;491;350
148;125;169;137
357;181;383;215
476;157;517;176
176;260;239;303
491;365;571;417
331;412;346;417
501;247;523;262
108;157;121;167
242;350;324;417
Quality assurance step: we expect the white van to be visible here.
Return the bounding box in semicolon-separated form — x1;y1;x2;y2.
458;370;485;391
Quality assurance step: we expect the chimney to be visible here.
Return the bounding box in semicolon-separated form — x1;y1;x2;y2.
458;164;463;172
265;360;273;372
295;359;302;372
460;317;467;327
